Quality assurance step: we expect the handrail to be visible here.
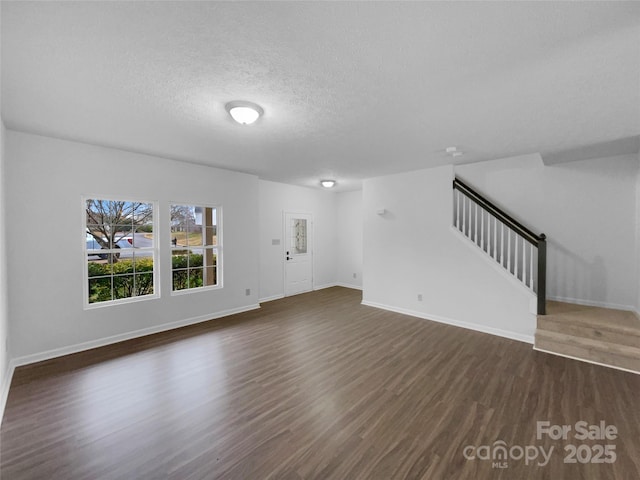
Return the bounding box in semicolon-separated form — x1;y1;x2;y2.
453;177;547;315
453;178;544;246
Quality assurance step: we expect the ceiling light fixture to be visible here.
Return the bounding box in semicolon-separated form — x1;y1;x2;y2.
321;180;336;188
225;101;264;125
445;146;464;158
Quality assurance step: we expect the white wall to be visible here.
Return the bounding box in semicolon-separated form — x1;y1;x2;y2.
362;165;536;342
258;180;337;301
456;153;639;311
0;4;10;414
0;121;10;416
336;190;363;289
6;131;260;360
636;153;640;313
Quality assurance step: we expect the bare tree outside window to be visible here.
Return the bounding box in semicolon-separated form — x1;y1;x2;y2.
85;198;157;305
86;199;153;262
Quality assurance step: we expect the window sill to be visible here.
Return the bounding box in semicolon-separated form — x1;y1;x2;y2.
84;293;160;310
170;285;223;296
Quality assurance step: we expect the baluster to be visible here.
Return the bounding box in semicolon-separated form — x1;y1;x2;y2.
493;218;498;260
500;223;504;265
523;240;527;286
462;195;466;236
474;203;478;244
513;233;520;278
529;243;534;289
480;208;485;251
456;191;461;229
507;228;511;272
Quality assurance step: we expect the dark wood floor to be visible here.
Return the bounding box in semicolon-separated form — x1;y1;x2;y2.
1;287;639;479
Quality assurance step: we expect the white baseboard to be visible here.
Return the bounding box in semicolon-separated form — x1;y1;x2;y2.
259;294;285;303
1;359;16;424
11;304;261;368
335;282;363;291
547;296;637;313
361;300;534;344
533;347;639;375
313;282;338;291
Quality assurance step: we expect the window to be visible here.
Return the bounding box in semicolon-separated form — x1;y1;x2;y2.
171;205;220;292
292;218;308;254
85;198;157;306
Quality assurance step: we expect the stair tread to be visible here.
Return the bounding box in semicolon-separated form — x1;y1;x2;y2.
535;329;640;357
540;301;640;333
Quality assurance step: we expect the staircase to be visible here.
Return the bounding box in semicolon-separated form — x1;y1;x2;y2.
453;178;547;314
535;301;640;373
453;177;640;374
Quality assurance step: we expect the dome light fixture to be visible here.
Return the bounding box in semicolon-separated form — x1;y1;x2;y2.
321;180;336;188
225;101;264;125
445;146;464;158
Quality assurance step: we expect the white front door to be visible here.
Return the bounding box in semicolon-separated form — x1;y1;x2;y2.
284;212;313;296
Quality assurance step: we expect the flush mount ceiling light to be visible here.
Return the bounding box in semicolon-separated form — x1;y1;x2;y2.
225;101;264;125
445;146;464;158
321;180;336;188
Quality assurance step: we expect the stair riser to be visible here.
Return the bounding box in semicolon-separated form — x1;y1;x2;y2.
536;321;640;349
535;336;640;373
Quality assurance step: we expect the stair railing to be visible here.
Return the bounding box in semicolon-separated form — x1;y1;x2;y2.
453;178;547;315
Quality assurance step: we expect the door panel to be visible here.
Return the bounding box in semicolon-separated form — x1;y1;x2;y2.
284;213;313;296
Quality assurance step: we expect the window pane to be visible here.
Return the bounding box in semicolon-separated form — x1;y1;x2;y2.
188;268;203;289
171;230;201;248
292;218;307;254
135;273;154;296
88;255;112;277
114;224;133;235
132;254;153;274
88;277;112;303
112;257;133;276
134;226;153;248
203;249;216;268
185;227;201;245
188;250;203;268
131;202;153;224
204;227;217;246
172;253;188;271
203;266;217;287
173;269;188;291
113;275;135;299
203;207;215;227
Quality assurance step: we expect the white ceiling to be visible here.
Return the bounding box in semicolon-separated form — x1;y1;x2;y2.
2;1;639;191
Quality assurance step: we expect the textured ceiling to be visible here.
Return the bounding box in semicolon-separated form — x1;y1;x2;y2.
2;1;639;191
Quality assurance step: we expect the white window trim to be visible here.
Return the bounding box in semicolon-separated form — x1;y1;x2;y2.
170;203;223;295
82;195;160;309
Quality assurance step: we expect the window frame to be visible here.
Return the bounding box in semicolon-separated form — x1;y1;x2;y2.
82;195;160;309
170;203;223;295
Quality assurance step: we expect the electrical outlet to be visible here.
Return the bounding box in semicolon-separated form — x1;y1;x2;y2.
417;294;423;301
245;288;251;296
353;273;357;279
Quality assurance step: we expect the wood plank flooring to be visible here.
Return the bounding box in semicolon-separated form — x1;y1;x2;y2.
1;287;639;479
536;301;640;372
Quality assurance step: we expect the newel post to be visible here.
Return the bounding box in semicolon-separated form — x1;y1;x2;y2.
537;234;547;315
